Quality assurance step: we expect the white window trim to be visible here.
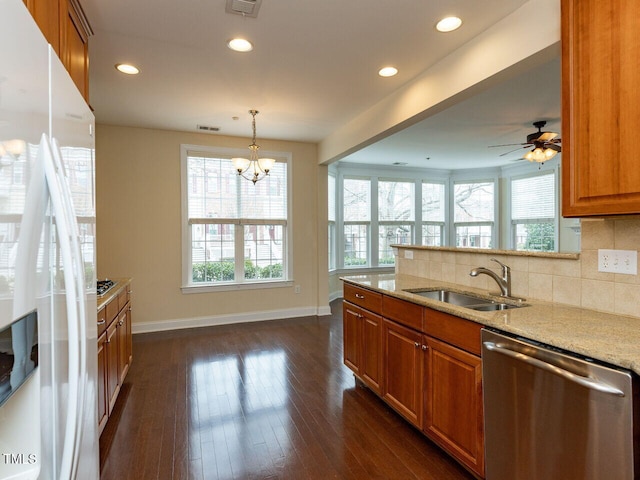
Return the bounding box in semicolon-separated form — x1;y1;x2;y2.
450;176;499;249
180;144;293;293
506;166;559;251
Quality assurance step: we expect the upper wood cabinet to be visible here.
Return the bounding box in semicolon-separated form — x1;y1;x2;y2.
23;0;92;101
561;0;640;216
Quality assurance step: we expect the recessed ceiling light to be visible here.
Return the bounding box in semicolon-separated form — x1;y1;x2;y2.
378;66;398;77
115;64;139;75
227;38;254;52
436;16;462;32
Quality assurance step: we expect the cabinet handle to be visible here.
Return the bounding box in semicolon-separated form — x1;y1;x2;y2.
97;319;106;325
118;320;124;327
422;345;428;351
414;342;420;348
355;293;365;299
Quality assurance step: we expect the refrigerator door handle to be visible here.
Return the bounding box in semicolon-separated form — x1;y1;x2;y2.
41;135;84;479
483;341;625;396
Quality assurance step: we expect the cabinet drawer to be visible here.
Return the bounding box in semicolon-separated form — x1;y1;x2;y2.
97;306;106;337
343;283;382;313
382;295;424;331
105;296;119;325
424;308;482;356
118;287;129;312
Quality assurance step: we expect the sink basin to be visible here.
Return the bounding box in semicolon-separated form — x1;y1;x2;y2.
403;288;526;311
467;303;520;311
407;289;489;307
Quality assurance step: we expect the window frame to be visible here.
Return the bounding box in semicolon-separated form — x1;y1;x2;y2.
451;177;498;249
180;144;293;293
508;169;558;252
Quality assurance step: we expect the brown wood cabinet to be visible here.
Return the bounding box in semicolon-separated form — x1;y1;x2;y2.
97;279;133;435
23;0;92;101
342;282;486;478
424;336;484;477
561;0;640;216
343;300;383;395
97;330;108;433
382;318;423;428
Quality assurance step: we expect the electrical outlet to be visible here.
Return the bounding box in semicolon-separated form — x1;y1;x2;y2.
598;249;638;275
404;250;414;259
294;285;301;294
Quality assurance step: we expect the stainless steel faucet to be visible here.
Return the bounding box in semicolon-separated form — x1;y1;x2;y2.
470;258;511;297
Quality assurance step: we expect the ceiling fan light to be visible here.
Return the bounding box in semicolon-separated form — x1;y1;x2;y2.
544;148;558;160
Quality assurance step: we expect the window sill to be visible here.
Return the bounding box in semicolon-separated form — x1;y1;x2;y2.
182;280;294;294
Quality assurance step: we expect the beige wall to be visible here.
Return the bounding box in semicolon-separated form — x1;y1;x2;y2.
396;217;640;318
96;124;329;331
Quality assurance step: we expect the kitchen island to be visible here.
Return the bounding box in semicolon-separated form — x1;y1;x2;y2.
342;273;640;375
342;272;640;479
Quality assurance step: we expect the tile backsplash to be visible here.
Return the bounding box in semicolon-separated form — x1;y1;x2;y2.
395;218;640;318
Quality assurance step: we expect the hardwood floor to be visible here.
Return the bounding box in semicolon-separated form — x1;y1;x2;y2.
99;300;474;480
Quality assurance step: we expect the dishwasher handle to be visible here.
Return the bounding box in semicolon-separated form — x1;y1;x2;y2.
483;341;625;397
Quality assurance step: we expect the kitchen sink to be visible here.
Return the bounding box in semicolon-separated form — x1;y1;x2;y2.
403;288;526;311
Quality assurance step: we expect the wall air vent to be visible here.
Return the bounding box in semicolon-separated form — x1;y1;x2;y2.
197;125;220;132
225;0;262;18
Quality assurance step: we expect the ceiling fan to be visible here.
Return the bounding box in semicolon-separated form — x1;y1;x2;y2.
489;120;562;163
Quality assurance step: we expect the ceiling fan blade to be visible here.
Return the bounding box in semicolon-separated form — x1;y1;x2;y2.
544;143;562;152
488;142;527;148
537;131;558;142
499;145;530;157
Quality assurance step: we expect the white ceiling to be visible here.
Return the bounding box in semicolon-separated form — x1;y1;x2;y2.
81;0;560;168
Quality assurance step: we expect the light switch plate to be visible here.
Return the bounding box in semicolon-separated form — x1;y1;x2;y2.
598;249;638;275
404;250;414;259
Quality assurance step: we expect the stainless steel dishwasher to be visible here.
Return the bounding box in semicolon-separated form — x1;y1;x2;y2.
482;328;637;480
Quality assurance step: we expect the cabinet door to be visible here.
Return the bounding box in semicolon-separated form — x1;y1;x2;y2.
97;331;108;434
361;309;382;395
383;319;423;428
125;303;133;368
343;302;362;375
117;308;129;384
424;336;484;477
562;0;640;216
24;0;61;53
106;320;120;414
61;0;90;100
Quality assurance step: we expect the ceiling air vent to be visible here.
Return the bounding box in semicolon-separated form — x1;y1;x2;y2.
197;125;220;132
225;0;262;18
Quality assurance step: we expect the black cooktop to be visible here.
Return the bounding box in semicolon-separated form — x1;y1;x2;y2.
97;279;115;296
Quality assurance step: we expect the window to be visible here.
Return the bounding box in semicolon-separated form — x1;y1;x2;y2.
511;172;556;251
422;182;445;246
454;181;495;248
328;173;336;270
378;180;414;265
343;177;370;267
182;146;289;288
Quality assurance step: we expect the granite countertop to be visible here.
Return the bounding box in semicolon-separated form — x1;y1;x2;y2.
342;273;640;376
96;278;131;311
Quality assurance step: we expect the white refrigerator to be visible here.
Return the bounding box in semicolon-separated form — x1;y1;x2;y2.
0;0;99;479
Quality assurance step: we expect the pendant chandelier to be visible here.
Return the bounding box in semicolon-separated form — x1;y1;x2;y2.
232;109;275;184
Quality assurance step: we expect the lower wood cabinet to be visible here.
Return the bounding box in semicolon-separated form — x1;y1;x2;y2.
97;330;108;433
342;282;486;478
382;318;424;428
424;336;484;477
343;301;382;395
97;279;133;435
106;318;120;414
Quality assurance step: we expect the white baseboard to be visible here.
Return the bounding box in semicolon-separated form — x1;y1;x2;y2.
132;305;333;335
